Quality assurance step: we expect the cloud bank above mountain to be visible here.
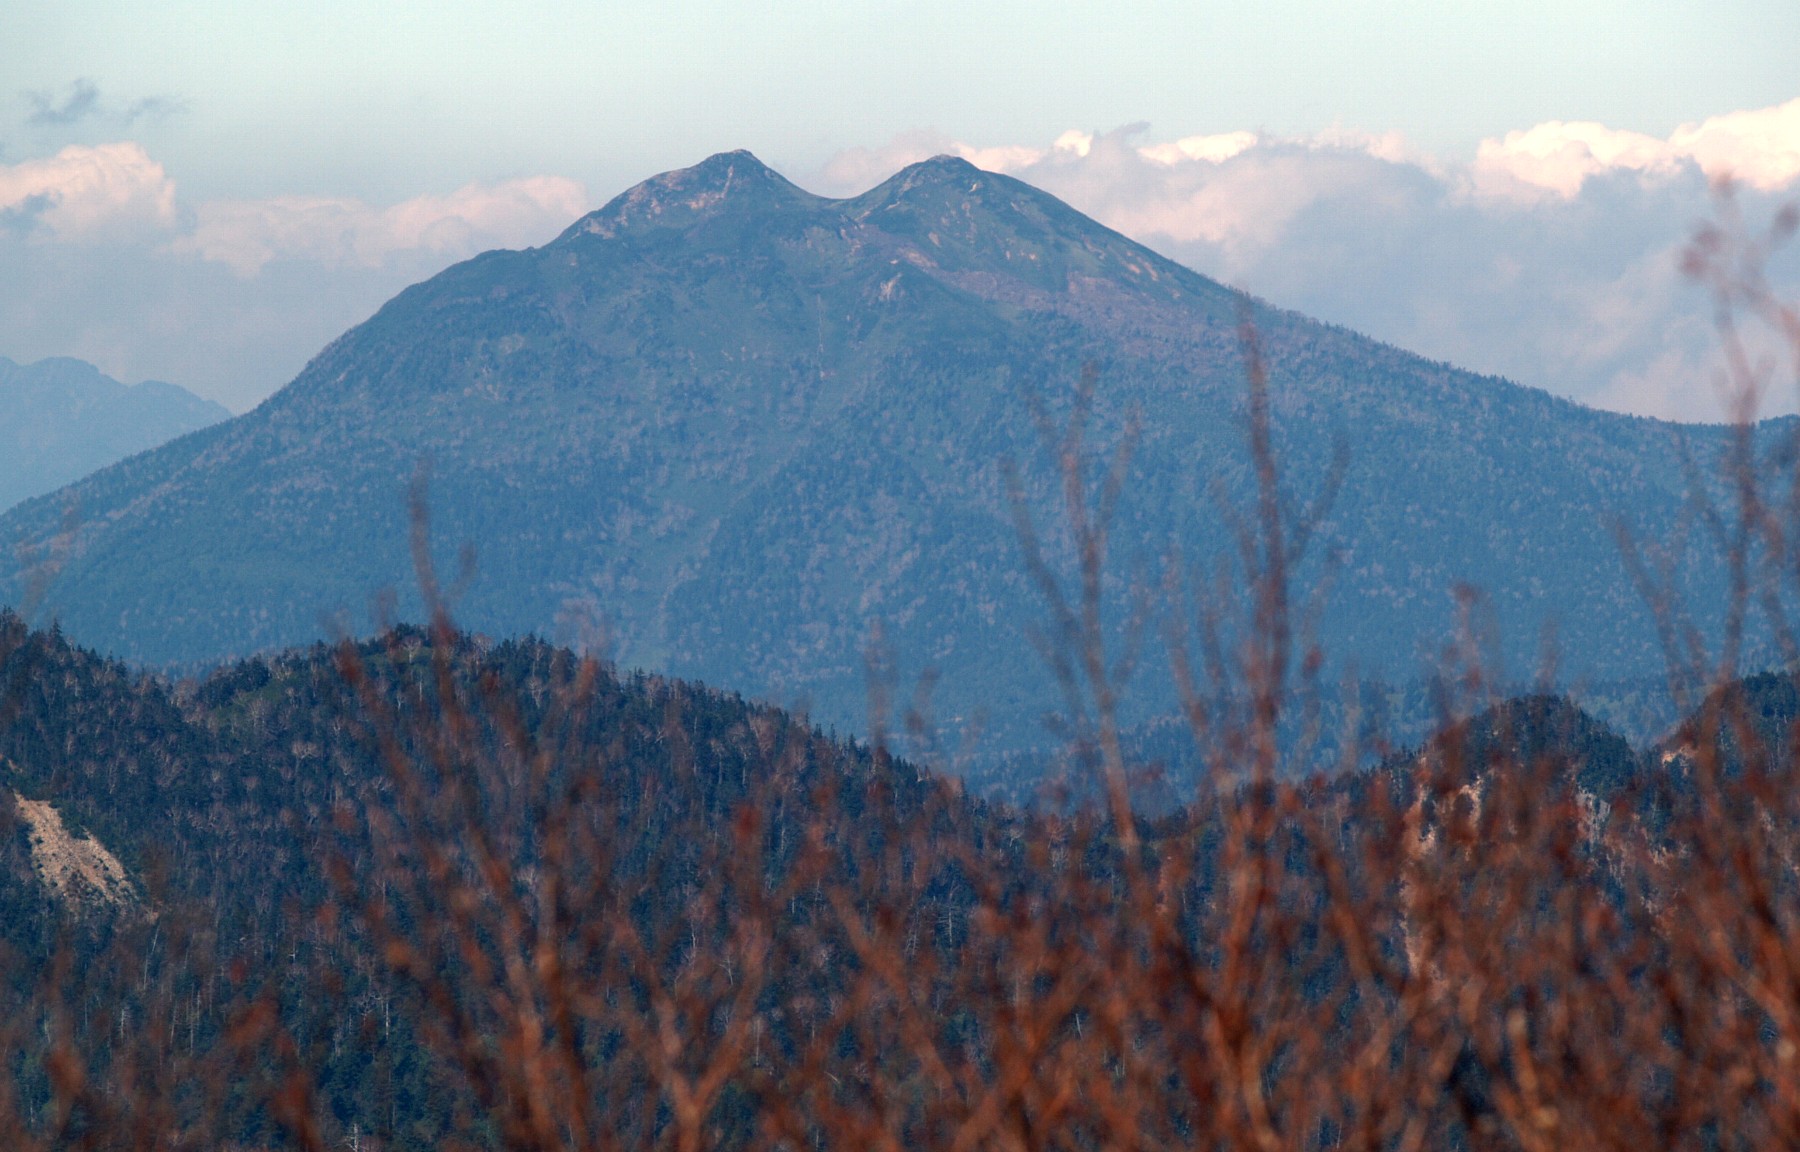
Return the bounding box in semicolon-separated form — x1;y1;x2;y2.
816;99;1800;422
0;142;590;410
0;97;1796;419
0;142;176;238
171;177;588;276
0;142;583;272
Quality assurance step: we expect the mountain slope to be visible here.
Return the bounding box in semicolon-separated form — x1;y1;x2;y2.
0;151;1774;745
0;356;230;515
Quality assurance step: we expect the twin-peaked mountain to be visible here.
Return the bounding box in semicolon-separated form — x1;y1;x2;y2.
0;151;1770;744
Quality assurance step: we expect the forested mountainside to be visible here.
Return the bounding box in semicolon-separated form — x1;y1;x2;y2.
0;150;1784;747
0;614;1657;933
0;613;981;1145
0;356;228;514
0;612;1775;1148
0;613;940;959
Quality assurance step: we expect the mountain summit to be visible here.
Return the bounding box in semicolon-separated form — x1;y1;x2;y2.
0;357;228;515
569;150;818;240
0;152;1765;745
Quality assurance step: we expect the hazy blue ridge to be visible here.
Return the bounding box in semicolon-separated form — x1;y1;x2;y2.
0;356;231;515
0;150;1789;753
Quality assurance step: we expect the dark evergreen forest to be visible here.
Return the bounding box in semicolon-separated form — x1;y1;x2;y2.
5;607;1797;1150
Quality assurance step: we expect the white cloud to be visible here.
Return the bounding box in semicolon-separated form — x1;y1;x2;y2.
0;141;590;277
957;144;1046;174
1308;129;1428;169
0;143;176;239
0;143;592;408
173;177;589;277
1470;98;1800;200
1052;130;1094;158
1672;98;1800;192
1138;131;1257;166
1470;121;1683;201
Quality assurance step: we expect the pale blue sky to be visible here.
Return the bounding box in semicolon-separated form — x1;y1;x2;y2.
6;0;1799;201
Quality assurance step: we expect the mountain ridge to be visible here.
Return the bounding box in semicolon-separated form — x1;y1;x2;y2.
0;150;1781;748
0;355;230;515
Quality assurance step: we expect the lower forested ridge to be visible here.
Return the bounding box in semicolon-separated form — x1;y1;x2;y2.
4;609;1800;1150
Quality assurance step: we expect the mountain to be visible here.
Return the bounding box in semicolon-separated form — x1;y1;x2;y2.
0;614;969;1145
0;151;1777;747
0;613;923;950
0;356;230;515
0;613;1711;1147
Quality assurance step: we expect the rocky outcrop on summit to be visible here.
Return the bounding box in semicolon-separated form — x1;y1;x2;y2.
0;151;1779;748
571;149;820;239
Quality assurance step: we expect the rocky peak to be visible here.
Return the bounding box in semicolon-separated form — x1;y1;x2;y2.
561;149;821;242
890;153;982;184
853;153;1099;239
854;154;1010;212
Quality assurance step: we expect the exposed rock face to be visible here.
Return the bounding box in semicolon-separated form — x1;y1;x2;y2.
13;794;135;909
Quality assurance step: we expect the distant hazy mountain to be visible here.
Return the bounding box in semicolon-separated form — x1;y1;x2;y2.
0;152;1779;745
0;356;229;514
